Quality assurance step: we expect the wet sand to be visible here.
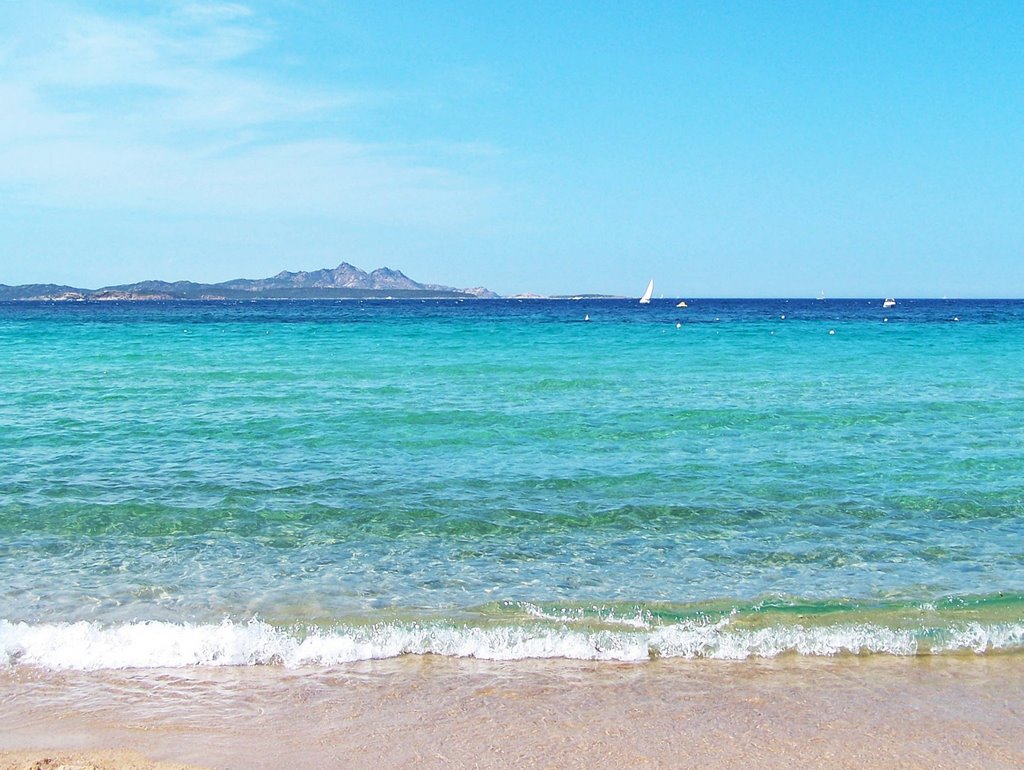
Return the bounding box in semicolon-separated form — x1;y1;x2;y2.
2;654;1022;769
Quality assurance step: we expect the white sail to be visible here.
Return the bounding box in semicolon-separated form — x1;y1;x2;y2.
639;280;654;304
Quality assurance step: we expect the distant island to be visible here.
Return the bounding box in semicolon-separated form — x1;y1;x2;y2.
0;263;499;301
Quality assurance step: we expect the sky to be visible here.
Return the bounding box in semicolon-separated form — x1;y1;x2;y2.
1;1;1022;297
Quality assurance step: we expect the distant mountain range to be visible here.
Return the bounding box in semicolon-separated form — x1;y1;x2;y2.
0;263;498;301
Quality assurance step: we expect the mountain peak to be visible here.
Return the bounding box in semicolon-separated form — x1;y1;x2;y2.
367;267;422;290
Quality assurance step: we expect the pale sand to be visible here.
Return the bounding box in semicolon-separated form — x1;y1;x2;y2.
0;749;202;770
2;654;1022;769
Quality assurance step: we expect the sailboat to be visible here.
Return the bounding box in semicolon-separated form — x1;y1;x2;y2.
639;280;654;304
816;290;826;301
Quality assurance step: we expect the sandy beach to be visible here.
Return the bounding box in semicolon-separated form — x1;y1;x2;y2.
0;749;202;770
2;654;1022;769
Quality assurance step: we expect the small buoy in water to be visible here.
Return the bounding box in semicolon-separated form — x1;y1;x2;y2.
675;322;681;329
584;314;589;322
953;316;959;322
828;329;835;335
883;317;888;322
780;314;785;320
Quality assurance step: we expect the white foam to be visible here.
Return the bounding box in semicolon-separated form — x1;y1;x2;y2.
0;618;291;669
934;622;1024;654
650;621;920;659
2;618;1022;671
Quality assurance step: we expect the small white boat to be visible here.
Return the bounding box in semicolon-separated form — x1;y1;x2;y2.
816;290;826;301
883;297;896;308
676;300;688;308
639;280;654;304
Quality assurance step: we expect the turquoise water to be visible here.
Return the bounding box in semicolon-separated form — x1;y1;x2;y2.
2;298;1023;666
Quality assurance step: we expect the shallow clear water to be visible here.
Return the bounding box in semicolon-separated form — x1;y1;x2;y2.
2;298;1022;666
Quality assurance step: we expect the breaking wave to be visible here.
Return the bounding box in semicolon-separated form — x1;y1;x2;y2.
3;616;1023;671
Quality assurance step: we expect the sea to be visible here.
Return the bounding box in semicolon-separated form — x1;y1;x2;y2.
1;297;1022;670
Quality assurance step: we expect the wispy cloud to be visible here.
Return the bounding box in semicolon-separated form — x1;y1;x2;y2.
0;1;497;226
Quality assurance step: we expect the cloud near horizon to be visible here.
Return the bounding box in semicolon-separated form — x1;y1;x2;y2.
0;2;498;228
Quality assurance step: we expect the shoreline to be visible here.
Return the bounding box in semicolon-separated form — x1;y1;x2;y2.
3;654;1022;769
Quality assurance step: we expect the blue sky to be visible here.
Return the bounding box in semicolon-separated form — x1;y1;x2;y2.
1;1;1022;296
